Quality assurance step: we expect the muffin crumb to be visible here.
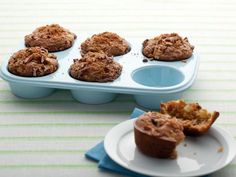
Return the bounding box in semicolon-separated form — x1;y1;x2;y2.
142;58;148;63
217;146;224;153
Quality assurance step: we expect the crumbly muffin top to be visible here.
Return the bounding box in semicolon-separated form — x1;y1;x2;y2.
142;33;194;61
25;24;76;52
135;112;185;143
69;52;122;82
26;24;76;39
80;32;130;56
8;47;58;77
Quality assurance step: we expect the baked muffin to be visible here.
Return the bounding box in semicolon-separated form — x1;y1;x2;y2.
69;52;122;82
25;24;77;52
142;33;194;61
134;112;185;159
8;47;58;77
160;100;220;136
80;32;130;57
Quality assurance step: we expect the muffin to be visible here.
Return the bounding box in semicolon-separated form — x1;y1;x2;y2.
80;32;130;57
160;100;220;136
69;52;122;82
134;112;185;159
25;24;77;52
8;47;58;77
142;33;194;61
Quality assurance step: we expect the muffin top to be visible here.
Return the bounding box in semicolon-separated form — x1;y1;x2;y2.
135;112;185;143
80;32;130;57
8;47;58;77
25;24;77;52
142;33;194;61
69;51;122;82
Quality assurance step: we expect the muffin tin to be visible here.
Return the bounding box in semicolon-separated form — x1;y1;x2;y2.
0;36;199;109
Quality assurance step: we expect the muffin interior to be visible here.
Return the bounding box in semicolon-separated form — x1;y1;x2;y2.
160;100;220;135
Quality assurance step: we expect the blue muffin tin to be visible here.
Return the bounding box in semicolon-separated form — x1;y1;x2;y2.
0;37;199;109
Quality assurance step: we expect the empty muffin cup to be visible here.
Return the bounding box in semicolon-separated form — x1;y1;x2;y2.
132;65;184;87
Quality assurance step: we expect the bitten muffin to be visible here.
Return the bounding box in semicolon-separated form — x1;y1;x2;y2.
80;32;130;57
160;100;220;136
134;112;185;159
8;47;58;77
69;52;122;82
142;33;194;61
25;24;77;52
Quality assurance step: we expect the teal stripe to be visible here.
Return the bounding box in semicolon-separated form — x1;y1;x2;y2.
0;89;10;92
0;163;234;169
201;61;236;63
0;122;118;127
197;79;236;82
0;163;233;169
188;89;236;92
0;122;233;128
0;149;86;154
1;99;236;105
200;69;236;73
0;99;135;104
0;135;232;141
0;110;236;115
217;123;236;126
0;1;234;5
185;99;236;103
0;111;131;115
1;88;236;94
0;136;104;141
0;12;236;17
0;164;96;169
202;52;236;55
1;21;236;25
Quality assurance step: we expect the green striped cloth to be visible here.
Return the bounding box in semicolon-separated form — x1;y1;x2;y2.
0;0;236;176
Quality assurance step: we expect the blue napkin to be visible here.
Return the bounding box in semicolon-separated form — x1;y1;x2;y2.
85;108;208;177
85;108;148;177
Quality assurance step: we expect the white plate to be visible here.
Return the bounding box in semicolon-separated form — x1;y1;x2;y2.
104;119;236;177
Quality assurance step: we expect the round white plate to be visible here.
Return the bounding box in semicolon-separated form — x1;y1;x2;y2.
104;119;236;177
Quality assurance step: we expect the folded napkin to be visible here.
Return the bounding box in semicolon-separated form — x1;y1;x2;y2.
85;108;148;177
85;108;208;177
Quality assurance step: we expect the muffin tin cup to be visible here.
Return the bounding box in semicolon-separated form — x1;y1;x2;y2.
9;82;55;99
0;37;199;109
134;92;184;109
71;90;117;104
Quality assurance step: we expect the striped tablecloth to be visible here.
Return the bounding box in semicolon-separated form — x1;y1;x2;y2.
0;0;236;176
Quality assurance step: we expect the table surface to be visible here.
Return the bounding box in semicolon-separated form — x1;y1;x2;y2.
0;0;236;176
